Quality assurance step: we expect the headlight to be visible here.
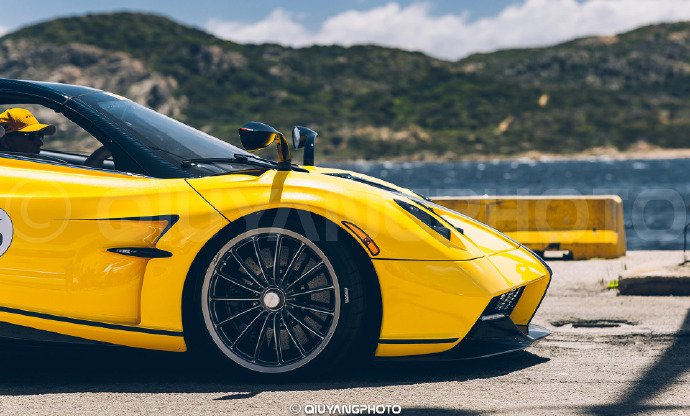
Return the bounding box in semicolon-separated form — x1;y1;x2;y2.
395;199;452;240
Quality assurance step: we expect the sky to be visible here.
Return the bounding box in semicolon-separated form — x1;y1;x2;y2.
3;0;690;60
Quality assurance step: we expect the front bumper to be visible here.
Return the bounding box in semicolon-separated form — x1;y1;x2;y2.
373;247;551;357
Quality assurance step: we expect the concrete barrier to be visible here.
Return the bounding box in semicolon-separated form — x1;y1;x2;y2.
432;195;626;260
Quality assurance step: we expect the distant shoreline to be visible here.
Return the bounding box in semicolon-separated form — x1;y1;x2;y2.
330;145;690;164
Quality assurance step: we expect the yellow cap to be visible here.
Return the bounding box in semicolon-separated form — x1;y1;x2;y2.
0;108;56;135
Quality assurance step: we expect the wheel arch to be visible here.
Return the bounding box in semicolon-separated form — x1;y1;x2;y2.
181;207;383;347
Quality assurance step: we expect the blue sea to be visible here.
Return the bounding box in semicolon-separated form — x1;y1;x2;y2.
329;158;690;251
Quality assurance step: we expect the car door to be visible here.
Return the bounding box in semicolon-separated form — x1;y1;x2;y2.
0;156;186;324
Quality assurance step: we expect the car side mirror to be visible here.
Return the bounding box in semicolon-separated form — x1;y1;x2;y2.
292;126;317;166
0;125;5;138
238;122;291;171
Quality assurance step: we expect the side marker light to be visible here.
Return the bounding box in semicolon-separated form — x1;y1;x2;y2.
342;221;380;256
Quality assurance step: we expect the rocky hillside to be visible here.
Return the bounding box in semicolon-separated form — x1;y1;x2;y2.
3;13;690;161
0;39;183;116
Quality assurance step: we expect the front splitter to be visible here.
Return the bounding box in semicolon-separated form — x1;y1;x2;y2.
376;317;550;361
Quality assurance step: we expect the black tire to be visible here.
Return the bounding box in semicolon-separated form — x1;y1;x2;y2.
186;211;377;380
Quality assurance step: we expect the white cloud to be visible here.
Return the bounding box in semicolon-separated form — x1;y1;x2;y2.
0;25;7;37
207;0;690;60
207;9;313;47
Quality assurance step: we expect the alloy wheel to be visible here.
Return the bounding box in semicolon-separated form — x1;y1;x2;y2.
201;228;341;373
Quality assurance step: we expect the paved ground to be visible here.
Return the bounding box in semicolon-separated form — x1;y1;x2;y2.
0;251;688;415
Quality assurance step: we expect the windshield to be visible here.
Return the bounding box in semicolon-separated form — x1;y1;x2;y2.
80;92;259;176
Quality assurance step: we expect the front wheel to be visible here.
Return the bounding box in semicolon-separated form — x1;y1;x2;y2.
194;224;372;377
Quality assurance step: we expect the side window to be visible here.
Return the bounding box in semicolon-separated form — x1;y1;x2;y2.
0;103;126;172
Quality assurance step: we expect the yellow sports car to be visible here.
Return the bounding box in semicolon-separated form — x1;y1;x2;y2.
0;78;551;377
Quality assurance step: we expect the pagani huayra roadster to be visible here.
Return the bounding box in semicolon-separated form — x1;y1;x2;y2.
0;79;551;377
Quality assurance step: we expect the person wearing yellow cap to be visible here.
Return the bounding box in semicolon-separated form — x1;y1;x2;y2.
0;108;56;155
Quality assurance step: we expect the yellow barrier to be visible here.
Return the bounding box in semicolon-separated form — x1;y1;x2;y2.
432;195;626;260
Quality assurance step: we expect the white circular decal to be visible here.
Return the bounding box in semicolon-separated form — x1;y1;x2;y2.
0;208;13;257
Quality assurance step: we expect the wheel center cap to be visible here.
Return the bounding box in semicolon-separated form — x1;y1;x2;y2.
263;290;282;309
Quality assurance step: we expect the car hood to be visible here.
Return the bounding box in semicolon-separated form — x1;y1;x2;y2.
186;166;522;260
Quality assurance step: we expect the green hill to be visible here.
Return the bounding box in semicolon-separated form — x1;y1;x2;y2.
4;12;690;161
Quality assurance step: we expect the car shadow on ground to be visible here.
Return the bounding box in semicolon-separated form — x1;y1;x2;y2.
0;340;548;397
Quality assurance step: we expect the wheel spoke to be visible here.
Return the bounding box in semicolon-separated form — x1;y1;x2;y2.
216;305;262;327
290;302;334;315
282;311;306;357
216;271;262;295
253;313;271;362
232;310;266;348
272;234;282;286
273;313;282;364
286;309;325;339
284;261;324;293
230;249;266;289
279;242;305;286
252;236;271;286
287;285;334;297
211;297;260;302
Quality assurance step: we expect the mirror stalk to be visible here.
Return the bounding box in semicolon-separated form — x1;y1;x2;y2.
276;134;292;171
292;126;318;166
303;135;315;166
